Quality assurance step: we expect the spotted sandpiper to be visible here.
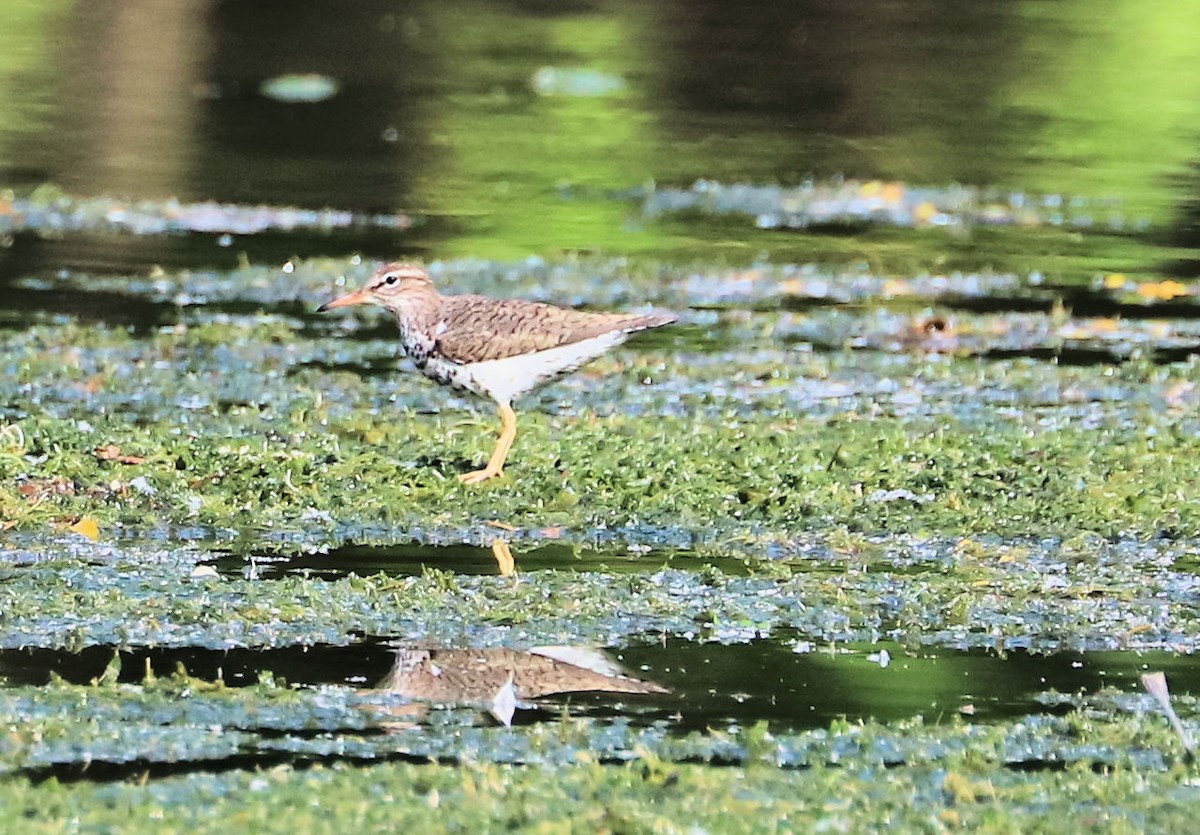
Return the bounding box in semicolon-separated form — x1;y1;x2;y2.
318;263;675;483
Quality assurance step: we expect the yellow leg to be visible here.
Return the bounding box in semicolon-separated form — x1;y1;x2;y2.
460;404;517;484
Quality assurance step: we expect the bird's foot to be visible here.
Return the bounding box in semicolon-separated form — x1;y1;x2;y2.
459;466;503;484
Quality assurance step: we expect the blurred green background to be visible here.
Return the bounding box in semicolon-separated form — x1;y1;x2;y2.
0;0;1196;269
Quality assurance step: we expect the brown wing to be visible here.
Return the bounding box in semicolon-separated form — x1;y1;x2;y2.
433;295;675;364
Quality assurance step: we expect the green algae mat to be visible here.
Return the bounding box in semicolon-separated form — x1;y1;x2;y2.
4;0;1200;828
2;244;1200;831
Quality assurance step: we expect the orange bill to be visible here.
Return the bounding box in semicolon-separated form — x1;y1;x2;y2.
317;287;371;312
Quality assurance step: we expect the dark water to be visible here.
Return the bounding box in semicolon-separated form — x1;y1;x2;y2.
0;638;1186;732
204;541;751;579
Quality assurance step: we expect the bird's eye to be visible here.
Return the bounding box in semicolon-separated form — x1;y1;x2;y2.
384;274;399;285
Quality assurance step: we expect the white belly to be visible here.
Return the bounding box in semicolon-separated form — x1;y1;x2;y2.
423;331;629;405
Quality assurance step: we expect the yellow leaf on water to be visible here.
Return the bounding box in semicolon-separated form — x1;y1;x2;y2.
1137;280;1188;301
881;279;913;297
778;278;808;296
881;182;904;203
68;516;100;542
913;201;938;224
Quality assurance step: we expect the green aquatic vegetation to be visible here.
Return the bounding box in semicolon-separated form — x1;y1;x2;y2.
4;259;1200;826
0;536;1197;653
2;0;1199;818
0;277;1196;548
0;705;1197;832
4;399;1200;544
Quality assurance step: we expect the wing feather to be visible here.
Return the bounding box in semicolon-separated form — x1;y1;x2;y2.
433;295;674;365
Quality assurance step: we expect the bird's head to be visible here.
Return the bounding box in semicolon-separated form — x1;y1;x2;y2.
317;263;436;314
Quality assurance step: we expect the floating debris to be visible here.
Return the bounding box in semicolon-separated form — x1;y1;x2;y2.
1141;672;1196;762
867;489;935;505
0;191;414;237
94;445;146;465
531;66;627;97
65;516;100;542
1094;274;1200;305
643;179;1145;233
259;73;341;103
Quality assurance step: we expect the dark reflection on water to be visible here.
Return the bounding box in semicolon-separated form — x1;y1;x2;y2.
653;0;1031;185
0;638;1191;732
195;0;424;209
